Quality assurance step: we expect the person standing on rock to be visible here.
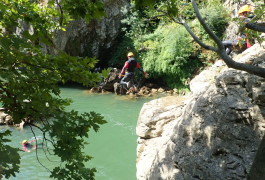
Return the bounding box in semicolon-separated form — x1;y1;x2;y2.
119;52;148;88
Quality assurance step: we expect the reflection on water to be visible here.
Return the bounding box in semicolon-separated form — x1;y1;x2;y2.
2;87;159;180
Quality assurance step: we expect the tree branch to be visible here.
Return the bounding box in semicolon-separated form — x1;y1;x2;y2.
191;0;224;50
181;20;218;52
55;0;64;26
190;0;265;78
245;23;265;32
29;124;51;173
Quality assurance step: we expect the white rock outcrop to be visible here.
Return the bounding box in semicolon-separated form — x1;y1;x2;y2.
136;43;265;179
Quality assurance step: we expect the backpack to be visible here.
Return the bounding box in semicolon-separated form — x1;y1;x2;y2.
127;58;137;72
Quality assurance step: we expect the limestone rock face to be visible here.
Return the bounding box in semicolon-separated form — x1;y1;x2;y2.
136;43;265;180
136;96;186;139
48;0;129;60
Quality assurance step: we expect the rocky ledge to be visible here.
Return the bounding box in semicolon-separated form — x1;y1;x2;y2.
0;108;25;128
136;43;265;179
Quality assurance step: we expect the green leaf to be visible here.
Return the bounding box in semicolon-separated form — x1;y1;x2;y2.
0;0;106;179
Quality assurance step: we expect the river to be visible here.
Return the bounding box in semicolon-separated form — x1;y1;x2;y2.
2;86;159;180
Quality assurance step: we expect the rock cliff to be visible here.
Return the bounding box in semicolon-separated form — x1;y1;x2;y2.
47;0;129;64
136;42;265;179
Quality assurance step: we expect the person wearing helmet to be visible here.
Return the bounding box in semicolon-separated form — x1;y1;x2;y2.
119;52;148;88
238;4;254;20
238;4;255;48
22;139;37;152
222;4;255;55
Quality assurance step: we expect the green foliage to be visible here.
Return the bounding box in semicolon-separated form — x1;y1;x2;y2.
117;0;231;88
139;23;203;88
49;111;106;179
0;130;20;179
108;4;156;68
120;5;154;49
0;0;106;179
108;36;135;68
133;0;159;9
60;0;105;23
199;0;230;38
236;2;265;44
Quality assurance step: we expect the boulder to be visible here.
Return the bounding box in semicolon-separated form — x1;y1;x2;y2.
136;43;265;179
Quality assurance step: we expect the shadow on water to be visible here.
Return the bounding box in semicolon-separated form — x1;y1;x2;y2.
59;82;88;90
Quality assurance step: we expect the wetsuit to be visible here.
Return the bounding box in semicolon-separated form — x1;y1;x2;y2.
120;57;146;86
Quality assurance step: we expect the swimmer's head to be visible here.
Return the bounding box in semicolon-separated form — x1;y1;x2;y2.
22;140;28;145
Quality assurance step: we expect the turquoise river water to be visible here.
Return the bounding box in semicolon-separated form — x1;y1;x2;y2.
1;86;158;180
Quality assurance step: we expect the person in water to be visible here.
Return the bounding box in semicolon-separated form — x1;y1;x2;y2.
119;52;148;88
22;139;37;152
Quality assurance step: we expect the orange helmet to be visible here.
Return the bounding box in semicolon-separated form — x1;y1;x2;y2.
127;52;134;57
238;5;253;15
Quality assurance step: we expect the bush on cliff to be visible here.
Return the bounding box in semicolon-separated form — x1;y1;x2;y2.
111;0;229;89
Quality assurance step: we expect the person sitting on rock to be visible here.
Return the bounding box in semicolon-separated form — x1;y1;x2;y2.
119;52;148;89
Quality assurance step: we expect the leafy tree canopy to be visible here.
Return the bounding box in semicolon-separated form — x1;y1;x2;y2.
133;0;265;77
115;0;228;88
0;0;107;179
